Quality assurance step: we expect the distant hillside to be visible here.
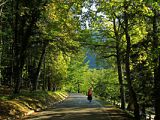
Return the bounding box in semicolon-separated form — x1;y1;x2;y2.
84;51;104;69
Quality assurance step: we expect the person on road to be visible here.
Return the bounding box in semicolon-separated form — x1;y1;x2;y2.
87;87;92;102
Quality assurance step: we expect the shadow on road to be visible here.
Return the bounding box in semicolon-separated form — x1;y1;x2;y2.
25;106;133;120
24;93;133;120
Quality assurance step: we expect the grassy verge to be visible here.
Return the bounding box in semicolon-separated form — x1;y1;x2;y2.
0;90;68;119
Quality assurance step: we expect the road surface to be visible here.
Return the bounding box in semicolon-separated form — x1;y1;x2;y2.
24;93;133;120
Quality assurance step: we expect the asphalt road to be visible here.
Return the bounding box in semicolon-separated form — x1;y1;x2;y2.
24;93;133;120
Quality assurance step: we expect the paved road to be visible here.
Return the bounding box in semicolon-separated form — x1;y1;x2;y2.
24;93;133;120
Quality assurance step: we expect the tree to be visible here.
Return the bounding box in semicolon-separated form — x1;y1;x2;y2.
0;0;84;93
12;0;51;93
150;1;160;119
66;50;89;93
123;1;140;119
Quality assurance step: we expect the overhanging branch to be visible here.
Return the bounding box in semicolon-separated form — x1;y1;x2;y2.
102;54;117;58
0;0;8;7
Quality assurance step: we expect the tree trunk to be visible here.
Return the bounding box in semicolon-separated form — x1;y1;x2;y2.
124;3;140;120
152;8;160;120
32;42;48;91
13;0;21;94
13;6;41;93
113;19;125;110
13;67;21;94
48;78;51;91
141;104;146;120
52;83;57;91
42;57;46;91
78;81;80;93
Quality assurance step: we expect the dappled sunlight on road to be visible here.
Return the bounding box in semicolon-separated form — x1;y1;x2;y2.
24;108;111;120
24;93;133;120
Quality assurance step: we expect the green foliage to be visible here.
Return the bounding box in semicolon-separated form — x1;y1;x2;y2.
65;50;89;93
45;51;69;88
1;0;160;118
91;69;119;101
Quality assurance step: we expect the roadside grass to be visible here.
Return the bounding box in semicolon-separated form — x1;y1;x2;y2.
0;90;68;119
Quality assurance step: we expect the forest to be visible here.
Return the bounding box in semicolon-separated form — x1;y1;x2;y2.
0;0;160;120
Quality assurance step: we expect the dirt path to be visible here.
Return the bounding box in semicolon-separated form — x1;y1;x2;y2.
24;93;133;120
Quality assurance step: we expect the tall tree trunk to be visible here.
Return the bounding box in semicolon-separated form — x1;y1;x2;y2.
124;3;140;120
14;42;27;93
42;58;46;91
113;19;125;110
152;8;160;120
13;5;39;93
32;42;48;91
13;0;21;94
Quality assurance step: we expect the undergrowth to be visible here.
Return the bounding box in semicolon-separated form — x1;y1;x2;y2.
0;90;68;119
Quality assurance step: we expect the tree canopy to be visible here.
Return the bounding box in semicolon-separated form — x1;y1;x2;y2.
0;0;160;119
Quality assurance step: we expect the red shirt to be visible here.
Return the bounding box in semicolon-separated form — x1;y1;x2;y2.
88;89;92;96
